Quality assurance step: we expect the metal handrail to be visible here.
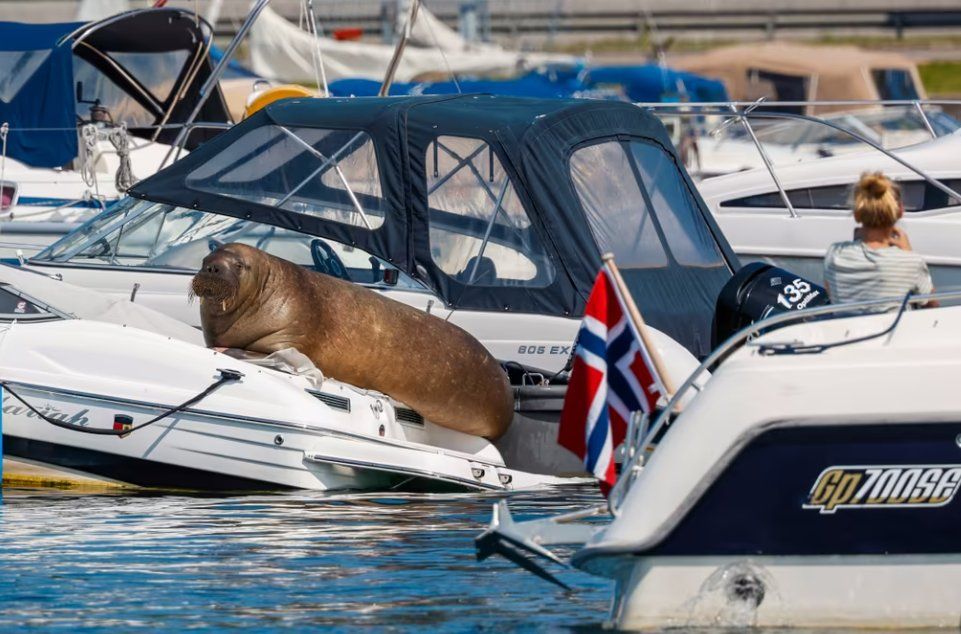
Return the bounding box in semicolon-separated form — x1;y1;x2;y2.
607;288;961;514
746;110;961;206
636;98;961;220
162;0;274;169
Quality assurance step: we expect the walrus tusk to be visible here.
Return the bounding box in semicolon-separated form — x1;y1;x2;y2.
221;300;226;312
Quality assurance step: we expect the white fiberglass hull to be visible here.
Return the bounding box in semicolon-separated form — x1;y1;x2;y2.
0;319;548;492
606;554;961;629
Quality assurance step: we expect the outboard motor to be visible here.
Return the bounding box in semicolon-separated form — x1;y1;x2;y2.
712;262;829;348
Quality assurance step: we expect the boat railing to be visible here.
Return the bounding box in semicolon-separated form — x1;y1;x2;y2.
608;287;961;515
633;98;961;219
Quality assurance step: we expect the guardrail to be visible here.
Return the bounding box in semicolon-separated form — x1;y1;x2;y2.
4;1;960;42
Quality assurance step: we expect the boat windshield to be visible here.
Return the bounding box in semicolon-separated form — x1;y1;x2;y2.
33;197;424;290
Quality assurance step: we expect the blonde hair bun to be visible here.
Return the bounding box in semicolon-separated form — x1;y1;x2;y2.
853;171;901;229
861;173;890;198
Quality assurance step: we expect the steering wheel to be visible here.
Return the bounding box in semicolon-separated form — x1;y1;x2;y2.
310;239;351;280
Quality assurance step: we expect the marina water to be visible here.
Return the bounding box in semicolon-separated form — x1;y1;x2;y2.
0;485;610;631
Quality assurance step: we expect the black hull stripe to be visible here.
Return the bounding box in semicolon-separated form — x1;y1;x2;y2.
2;435;293;491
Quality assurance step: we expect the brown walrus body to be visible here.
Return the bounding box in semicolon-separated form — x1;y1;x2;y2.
191;243;514;438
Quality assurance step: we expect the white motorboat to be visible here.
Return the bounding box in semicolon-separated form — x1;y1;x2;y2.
0;263;561;492
698;129;961;289
477;285;961;628
0;8;232;258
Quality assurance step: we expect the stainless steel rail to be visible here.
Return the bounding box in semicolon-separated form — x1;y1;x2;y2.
162;0;274;169
637;99;961;219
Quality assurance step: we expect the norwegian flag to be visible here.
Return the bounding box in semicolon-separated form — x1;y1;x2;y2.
558;263;668;495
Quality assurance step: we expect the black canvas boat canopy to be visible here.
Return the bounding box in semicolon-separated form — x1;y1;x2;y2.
131;95;738;356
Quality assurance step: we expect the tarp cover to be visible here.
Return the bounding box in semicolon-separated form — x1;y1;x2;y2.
0;21;81;168
584;65;729;103
0;263;203;345
329;65;616;100
676;42;925;114
248;5;571;85
131;95;738;356
329;64;728;103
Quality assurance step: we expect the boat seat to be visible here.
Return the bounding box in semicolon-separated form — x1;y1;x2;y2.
457;255;497;285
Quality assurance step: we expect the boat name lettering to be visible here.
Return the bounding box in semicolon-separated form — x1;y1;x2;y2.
1;393;91;427
803;465;961;514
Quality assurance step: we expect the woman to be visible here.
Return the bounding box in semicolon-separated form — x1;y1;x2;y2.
824;171;938;309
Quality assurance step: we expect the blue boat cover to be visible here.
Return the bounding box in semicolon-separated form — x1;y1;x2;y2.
329;63;729;104
0;21;82;168
329;65;611;100
584;65;729;103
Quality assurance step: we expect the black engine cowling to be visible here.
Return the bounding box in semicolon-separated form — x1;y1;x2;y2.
712;262;829;348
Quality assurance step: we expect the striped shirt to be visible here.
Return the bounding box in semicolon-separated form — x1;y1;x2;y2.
824;240;933;309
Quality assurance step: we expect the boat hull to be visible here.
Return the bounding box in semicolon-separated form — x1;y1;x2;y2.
608;554;961;629
0;319;521;492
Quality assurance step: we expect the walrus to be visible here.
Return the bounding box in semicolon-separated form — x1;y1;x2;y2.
190;243;514;438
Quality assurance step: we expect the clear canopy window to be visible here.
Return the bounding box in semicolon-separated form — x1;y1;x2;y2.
426;136;555;287
570;142;667;269
0;50;51;103
108;49;192;104
570;140;724;269
74;55;155;128
35;197;420;290
186;126;387;230
872;68;919;101
629;141;725;267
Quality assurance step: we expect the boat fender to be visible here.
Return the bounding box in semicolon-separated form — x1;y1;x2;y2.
0;368;242;437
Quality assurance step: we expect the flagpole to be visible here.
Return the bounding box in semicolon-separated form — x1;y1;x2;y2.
601;253;678;397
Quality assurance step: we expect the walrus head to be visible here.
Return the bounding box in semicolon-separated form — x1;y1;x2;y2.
190;244;258;311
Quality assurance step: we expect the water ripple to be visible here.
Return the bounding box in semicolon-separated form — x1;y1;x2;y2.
0;486;611;632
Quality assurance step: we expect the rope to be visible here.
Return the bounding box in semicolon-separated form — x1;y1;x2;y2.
1;368;243;437
108;123;138;192
78;124;98;189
